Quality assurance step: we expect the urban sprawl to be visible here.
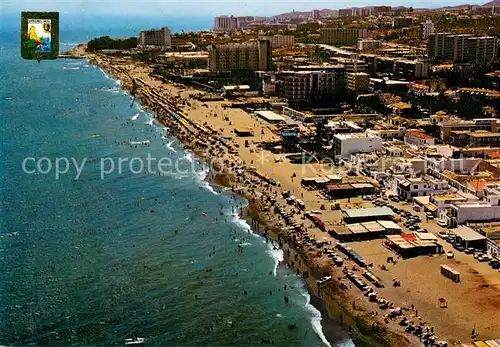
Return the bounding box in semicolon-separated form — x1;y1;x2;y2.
77;4;500;347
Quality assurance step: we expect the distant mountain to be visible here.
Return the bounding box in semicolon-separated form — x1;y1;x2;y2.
483;0;500;5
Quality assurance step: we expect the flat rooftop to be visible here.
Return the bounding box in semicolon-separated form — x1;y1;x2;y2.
451;226;486;242
343;206;394;219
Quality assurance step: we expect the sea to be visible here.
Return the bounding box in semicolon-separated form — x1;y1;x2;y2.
0;14;355;346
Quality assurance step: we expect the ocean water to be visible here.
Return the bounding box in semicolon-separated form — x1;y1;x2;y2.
0;17;354;346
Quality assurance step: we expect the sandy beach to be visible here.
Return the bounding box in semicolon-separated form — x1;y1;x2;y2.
72;45;500;347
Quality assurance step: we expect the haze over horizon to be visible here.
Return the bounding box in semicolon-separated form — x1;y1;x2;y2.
2;0;487;17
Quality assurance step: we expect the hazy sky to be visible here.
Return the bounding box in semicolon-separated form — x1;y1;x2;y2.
3;0;483;17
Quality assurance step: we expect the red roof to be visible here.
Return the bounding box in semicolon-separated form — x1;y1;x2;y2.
488;151;500;159
408;131;433;140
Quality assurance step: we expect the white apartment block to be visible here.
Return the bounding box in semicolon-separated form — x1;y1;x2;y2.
332;133;383;159
422;20;435;39
139;27;171;48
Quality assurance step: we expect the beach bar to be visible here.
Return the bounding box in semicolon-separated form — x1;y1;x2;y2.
343;206;394;223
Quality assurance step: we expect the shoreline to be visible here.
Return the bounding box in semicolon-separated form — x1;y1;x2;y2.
71;46;419;347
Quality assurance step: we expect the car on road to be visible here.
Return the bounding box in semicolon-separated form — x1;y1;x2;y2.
446;251;454;258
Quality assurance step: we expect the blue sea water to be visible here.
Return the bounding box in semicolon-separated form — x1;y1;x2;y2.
0;15;354;346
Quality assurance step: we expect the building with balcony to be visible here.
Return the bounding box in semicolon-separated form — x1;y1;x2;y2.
346;72;370;92
427;33;498;63
320;28;368;46
139;27;171;49
422;20;435;39
276;66;343;109
208;40;271;72
259;34;295;48
214;16;239;31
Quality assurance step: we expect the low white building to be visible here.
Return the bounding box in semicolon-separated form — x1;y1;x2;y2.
404;130;435;147
332;133;383;159
448;184;500;227
397;176;449;201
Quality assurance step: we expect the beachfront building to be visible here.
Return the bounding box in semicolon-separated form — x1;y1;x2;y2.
208;40;271;72
276;66;344;110
320;28;368;46
259;34;296;49
332;133;383;159
422;20;435;39
138;27;171;49
404;130;435;147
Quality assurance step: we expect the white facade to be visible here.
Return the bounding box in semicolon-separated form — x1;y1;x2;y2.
332;133;383;158
397;177;449;201
404;131;435;147
139;27;171;48
449;184;500;226
422;20;435;39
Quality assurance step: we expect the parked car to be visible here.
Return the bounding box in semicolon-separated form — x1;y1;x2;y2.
478;254;490;262
446;251;454;258
490;260;500;269
426;212;434;220
390;196;400;202
465;247;475;254
437;220;448;227
453;243;465;252
438;231;449;239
